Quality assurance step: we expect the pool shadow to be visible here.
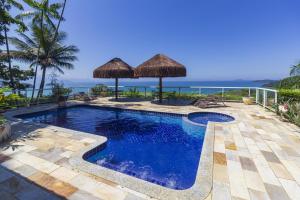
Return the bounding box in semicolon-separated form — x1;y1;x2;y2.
0;122;46;151
0;122;69;199
0;165;67;200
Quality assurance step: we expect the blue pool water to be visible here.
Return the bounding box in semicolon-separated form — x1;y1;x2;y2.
17;105;232;190
188;112;234;125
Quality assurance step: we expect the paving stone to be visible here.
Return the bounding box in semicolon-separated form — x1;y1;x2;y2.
248;189;270;200
29;172;57;187
261;151;281;163
269;162;294;180
278;178;300;200
213;152;227;165
14;164;37;177
2;101;300;200
46;179;78;198
1;159;23;170
50;167;78;182
69;190;103;200
239;156;257;172
264;183;290;200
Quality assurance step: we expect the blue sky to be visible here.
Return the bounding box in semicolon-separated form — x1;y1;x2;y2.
10;0;300;81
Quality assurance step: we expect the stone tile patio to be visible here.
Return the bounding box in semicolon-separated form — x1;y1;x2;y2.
1;98;300;200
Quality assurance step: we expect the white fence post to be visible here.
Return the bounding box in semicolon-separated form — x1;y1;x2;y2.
263;90;267;108
256;89;259;103
222;88;224;98
248;88;251;97
275;91;278;105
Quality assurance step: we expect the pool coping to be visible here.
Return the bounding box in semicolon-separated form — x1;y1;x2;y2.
4;102;235;200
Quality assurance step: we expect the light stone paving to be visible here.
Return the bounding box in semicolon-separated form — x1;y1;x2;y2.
0;97;300;200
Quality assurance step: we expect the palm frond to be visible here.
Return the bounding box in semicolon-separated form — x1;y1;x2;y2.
290;64;300;76
23;0;40;9
7;0;24;10
16;10;37;20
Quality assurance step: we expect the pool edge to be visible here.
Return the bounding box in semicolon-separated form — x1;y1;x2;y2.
5;102;221;200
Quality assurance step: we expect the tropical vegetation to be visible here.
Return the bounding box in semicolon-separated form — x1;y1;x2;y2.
290;63;300;76
9;24;78;98
0;0;76;106
0;0;27;90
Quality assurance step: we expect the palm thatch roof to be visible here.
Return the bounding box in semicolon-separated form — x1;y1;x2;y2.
134;54;186;77
93;58;134;78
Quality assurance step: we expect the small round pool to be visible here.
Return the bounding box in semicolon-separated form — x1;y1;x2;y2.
188;112;234;125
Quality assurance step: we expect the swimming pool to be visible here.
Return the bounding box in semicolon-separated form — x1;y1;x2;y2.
17;105;233;190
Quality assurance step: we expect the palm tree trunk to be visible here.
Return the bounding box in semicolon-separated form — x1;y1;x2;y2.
37;67;46;99
52;0;66;42
31;9;44;102
4;26;14;92
31;65;38;100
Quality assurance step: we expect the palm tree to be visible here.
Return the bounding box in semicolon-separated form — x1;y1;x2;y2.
52;0;67;42
17;0;62;100
290;64;300;76
9;24;78;98
1;0;26;90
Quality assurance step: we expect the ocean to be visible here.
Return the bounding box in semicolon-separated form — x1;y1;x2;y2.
24;80;270;97
63;80;267;88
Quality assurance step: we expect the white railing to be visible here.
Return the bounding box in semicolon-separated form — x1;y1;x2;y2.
9;85;278;111
106;85;279;110
255;87;278;110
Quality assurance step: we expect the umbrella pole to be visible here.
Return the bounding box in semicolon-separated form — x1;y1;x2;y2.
159;77;162;103
115;77;118;100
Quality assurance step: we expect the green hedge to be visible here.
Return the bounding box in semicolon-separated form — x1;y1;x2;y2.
278;89;300;102
278;76;300;89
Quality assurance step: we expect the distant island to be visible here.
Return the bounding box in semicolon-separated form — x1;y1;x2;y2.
253;79;278;83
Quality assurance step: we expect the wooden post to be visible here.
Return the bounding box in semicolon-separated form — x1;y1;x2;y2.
159;77;163;103
115;78;118;100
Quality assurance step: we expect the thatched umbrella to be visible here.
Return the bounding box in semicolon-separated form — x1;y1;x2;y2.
134;54;186;103
93;58;134;99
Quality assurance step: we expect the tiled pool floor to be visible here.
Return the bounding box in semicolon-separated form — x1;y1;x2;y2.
1;98;300;200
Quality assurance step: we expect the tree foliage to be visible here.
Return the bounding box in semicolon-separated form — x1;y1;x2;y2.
9;24;78;96
0;64;34;90
278;76;300;89
290;64;300;76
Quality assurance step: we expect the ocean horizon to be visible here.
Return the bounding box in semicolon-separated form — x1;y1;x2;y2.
62;80;271;88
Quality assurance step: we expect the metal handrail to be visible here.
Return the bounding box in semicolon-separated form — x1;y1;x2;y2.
3;85;278;111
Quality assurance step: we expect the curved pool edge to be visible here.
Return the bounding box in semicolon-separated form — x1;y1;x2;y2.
69;121;214;200
5;102;215;200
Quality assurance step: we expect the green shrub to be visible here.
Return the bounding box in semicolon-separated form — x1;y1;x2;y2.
278;89;300;103
0;87;28;109
91;84;110;97
278;76;300;89
52;84;72;100
0;115;6;126
5;94;27;107
124;88;142;98
279;102;300;127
